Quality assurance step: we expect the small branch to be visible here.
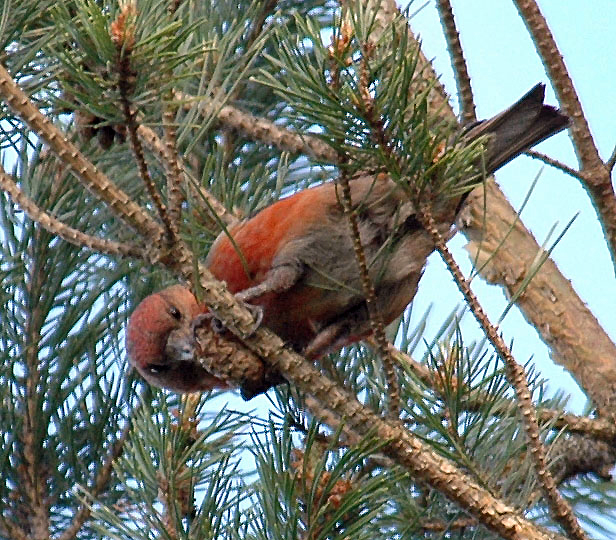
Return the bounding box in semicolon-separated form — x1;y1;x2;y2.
0;518;28;540
136;124;239;229
338;170;400;417
420;517;477;532
120;99;173;241
551;434;616;485
436;0;476;123
0;164;144;259
512;0;599;169
525;149;584;180
419;204;587;540
325;35;399;417
175;91;339;163
112;15;176;244
0;64;162;240
224;0;278;107
606;143;616;172
545;412;616;441
22;230;50;540
514;0;616;270
388;343;616;442
244;0;278;53
162;102;184;236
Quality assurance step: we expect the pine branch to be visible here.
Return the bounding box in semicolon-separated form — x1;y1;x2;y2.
338;169;400;417
175;91;338;163
436;0;476;123
22;225;51;540
136;123;239;228
111;6;176;245
419;204;587;540
162;102;184;236
551;434;616;485
326;14;399;417
388;343;616;442
464;180;616;411
0;163;144;258
513;0;616;272
607;143;616;172
0;63;162;241
525;149;584;180
0;517;28;540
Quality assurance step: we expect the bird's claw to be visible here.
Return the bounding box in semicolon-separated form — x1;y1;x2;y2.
191;301;263;337
243;302;264;336
192;312;225;335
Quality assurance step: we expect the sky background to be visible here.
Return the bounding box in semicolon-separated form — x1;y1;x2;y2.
404;3;616;534
405;0;616;414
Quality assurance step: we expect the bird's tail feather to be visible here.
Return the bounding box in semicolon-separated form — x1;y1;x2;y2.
464;84;569;175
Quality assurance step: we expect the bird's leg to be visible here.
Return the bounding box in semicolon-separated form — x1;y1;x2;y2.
303;322;348;359
235;262;303;302
232;263;303;334
195;263;303;338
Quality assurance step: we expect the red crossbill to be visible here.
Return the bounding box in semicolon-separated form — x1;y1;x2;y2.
125;285;228;392
127;84;568;393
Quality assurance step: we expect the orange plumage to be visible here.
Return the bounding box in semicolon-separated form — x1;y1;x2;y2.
127;84;569;393
206;84;569;358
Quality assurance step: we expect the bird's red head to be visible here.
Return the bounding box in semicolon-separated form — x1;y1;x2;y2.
126;285;227;393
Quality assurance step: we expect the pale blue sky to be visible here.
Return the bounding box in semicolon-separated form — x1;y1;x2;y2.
406;0;615;413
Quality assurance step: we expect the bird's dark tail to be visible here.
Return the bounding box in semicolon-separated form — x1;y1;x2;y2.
464;84;569;175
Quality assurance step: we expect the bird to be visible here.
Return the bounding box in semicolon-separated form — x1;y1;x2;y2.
206;84;569;359
126;84;568;395
126;284;229;393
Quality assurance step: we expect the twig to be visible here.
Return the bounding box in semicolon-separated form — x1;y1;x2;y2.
419;204;588;540
22;241;49;539
606;143;616;172
551;434;616;485
420;517;477;532
436;0;476;123
0;518;28;540
327;28;400;417
0;64;162;240
136;124;239;228
162;102;184;236
174;91;338;163
338;170;400;417
0;164;144;259
525;149;584;180
386;343;616;441
112;12;176;244
514;0;616;271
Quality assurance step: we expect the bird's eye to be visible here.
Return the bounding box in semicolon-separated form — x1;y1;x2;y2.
169;306;182;320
